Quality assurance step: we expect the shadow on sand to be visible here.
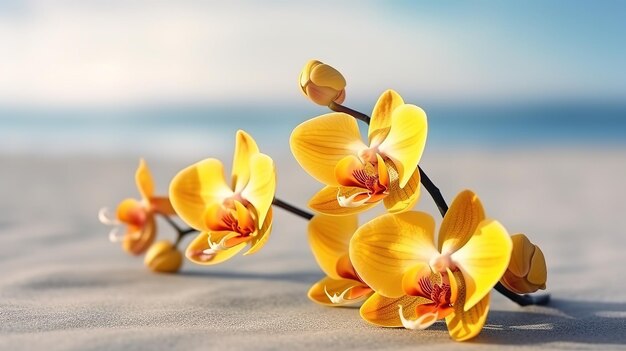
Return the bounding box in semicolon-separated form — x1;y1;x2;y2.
469;298;626;345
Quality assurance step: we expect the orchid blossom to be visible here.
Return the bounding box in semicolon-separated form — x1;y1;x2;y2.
350;190;512;341
308;214;373;306
290;89;427;215
99;159;175;255
169;130;276;265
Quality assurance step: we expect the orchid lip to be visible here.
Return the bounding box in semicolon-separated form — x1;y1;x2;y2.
98;207;120;226
202;233;232;255
337;190;371;208
398;305;439;330
324;285;356;304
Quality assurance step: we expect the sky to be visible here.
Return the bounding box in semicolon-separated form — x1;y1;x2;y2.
0;0;624;108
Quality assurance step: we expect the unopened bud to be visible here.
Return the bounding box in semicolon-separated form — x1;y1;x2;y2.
500;234;547;294
144;240;183;273
299;60;346;106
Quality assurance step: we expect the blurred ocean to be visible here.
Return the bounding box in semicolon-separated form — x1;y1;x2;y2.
1;102;625;159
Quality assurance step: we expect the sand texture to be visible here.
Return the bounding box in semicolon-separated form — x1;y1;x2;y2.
1;148;625;350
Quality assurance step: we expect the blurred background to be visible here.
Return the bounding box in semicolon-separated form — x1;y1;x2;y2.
0;0;624;157
2;2;626;348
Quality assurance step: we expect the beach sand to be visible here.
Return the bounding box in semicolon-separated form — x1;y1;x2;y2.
1;147;625;350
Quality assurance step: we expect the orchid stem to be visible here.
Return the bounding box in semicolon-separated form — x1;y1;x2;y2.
329;102;371;124
160;214;197;247
331;102;550;307
418;166;448;217
273;198;314;220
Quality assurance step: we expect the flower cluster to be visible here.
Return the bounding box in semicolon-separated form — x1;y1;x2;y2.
294;60;548;341
99;58;548;342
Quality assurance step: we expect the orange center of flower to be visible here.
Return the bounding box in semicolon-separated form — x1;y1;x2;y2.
205;199;257;238
352;168;386;194
415;275;455;319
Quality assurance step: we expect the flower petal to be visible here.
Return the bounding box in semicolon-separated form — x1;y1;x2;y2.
383;159;421;213
401;263;434;298
451;219;512;311
445;271;490;342
241;153;276;229
308;214;358;279
309;186;377;216
377;104;427;188
290;113;367;186
369;89;404;146
527;245;547;287
135;158;155;200
185;231;247;265
122;214;156;255
507;234;535;277
169;158;234;232
360;292;426;327
350;212;438;298
232;130;260;193
116;198;147;226
335;154;367;188
308;276;371;306
438;190;486;254
243;207;273;256
149;196;176;216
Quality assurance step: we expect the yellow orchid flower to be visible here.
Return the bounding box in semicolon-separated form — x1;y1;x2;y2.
99;159;176;255
169;130;276;265
350;190;512;341
500;233;547;294
307;214;373;306
290;89;427;216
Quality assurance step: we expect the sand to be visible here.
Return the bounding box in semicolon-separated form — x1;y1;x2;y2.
1;147;625;350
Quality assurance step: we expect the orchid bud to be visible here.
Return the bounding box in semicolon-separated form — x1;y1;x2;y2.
299;60;346;106
144;240;183;273
500;234;547;294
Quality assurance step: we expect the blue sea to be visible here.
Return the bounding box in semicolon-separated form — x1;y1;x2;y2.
1;102;625;158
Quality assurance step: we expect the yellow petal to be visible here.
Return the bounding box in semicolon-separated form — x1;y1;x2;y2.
360;292;426;327
446;294;490;341
383;159;421;213
290;113;367;186
438;190;486;254
443;269;490;341
369;90;404;145
185;231;247;265
507;234;535;277
241;153;275;229
243;207;273;256
149;196;176;216
527;245;547;287
308;276;370;306
169;158;234;232
309;186;377;216
232;130;260;192
377;104;427;188
309;62;346;91
135;158;155;200
350;212;438;298
451;219;512;311
308;214;358;279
